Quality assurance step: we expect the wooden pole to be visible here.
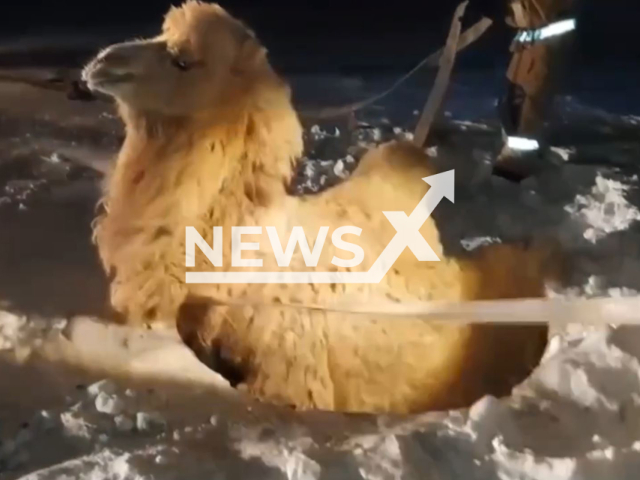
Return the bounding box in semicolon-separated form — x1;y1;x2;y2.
413;1;469;148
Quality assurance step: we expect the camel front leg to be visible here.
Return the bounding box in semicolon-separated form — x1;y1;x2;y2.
176;296;336;410
108;262;187;328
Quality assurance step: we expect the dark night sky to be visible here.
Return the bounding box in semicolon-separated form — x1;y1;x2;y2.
0;1;637;73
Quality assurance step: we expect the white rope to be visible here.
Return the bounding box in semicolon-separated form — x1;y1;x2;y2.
210;296;640;327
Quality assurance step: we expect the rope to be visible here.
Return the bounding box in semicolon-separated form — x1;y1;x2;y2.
203;295;640;327
298;16;493;121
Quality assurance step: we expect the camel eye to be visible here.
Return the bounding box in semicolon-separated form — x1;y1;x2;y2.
171;57;192;72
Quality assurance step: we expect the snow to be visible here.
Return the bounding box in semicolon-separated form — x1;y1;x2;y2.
113;415;134;432
492;443;578;480
623;115;640;125
452;120;491;131
40;153;63;164
392;126;414;141
0;311;66;352
235;434;321;480
0;311;28;350
94;392;125;415
550;146;575;162
332;159;346;179
350;435;404;480
135;412;167;432
17;451;145;480
565;173;640;243
87;380;118;398
460;236;502;251
425;146;438;157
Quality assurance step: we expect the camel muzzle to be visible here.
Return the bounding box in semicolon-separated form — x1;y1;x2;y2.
82;41;154;92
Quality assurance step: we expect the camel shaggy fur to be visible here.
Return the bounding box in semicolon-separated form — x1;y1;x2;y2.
84;1;565;414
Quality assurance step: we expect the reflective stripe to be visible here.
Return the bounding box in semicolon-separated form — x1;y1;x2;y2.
515;18;576;44
507;136;540;151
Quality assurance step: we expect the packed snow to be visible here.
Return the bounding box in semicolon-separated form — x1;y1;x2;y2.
565;173;640;243
4;323;640;479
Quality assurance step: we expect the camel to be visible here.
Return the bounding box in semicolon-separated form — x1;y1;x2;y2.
83;0;565;414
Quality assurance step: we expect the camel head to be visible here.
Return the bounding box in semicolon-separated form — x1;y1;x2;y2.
82;1;278;118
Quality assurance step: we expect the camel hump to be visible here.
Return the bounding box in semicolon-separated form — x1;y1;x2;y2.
459;236;571;300
353;140;438;180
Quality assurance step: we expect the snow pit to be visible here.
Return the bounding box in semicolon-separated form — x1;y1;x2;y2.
3;312;640;479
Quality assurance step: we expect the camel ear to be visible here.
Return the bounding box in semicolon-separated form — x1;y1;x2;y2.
232;33;267;75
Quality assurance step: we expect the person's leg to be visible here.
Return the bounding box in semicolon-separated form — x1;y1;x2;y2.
495;0;578;180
